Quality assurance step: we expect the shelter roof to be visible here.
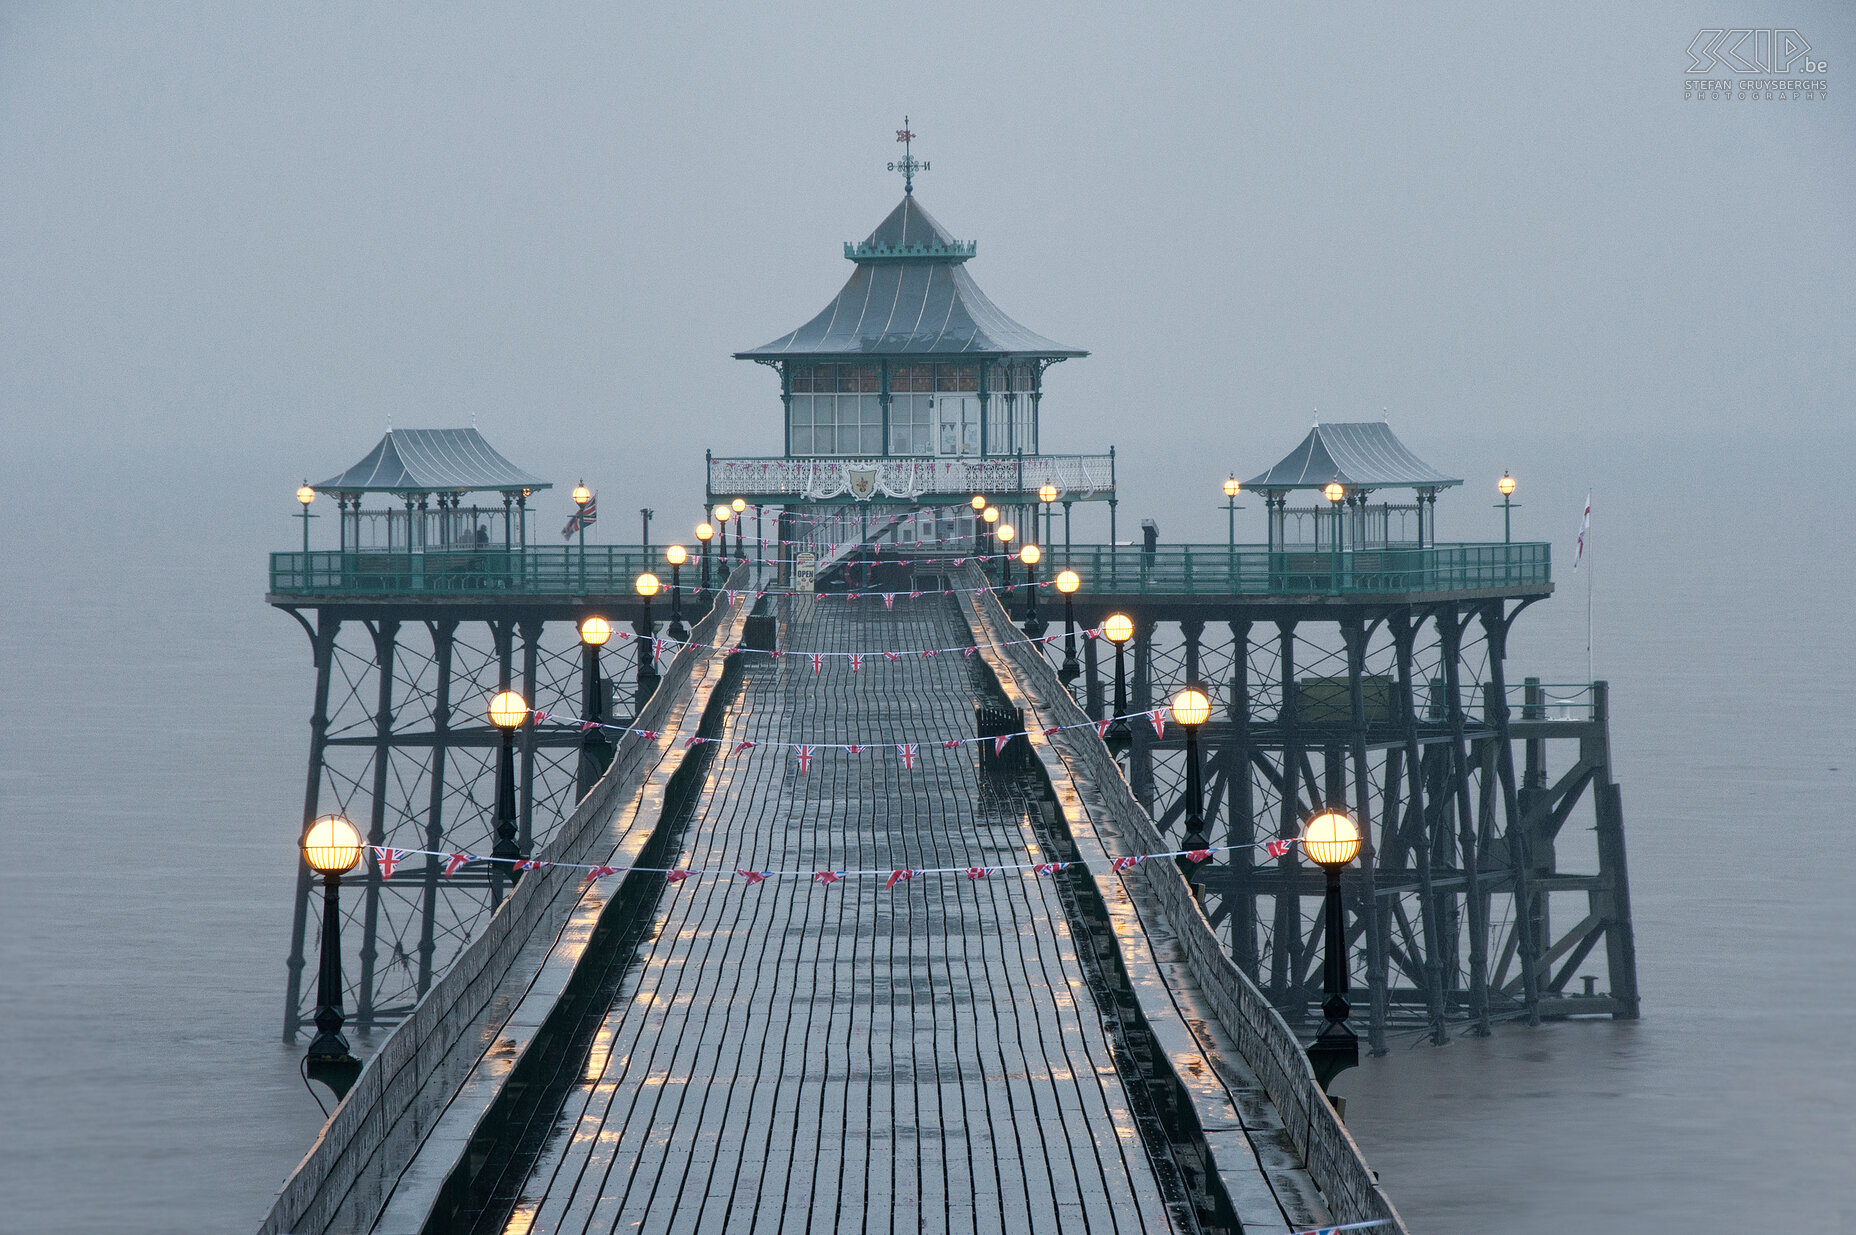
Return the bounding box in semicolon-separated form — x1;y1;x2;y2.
735;196;1085;361
314;429;549;495
1245;422;1461;492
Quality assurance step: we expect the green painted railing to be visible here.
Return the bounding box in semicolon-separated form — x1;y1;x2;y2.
1053;542;1551;597
269;547;693;597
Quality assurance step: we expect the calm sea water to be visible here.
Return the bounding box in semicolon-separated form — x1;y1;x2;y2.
2;433;1850;1233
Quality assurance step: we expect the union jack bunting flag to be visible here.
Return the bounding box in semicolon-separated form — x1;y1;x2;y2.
514;859;548;871
443;852;472;878
795;744;817;773
897;743;919;768
738;869;769;884
965;866;992;879
909;591;922;600
732;739;758;755
532;711;549;727
849;654;863;672
812;870;841;884
581;719;601;732
1185;849;1214;864
885;868;917;890
1266;839;1296;859
585;864;618;881
1112;856;1143;872
683;735;706;748
993;734;1012;755
665;869;690;883
1043;726;1061;738
943;738;964;749
372;847;410;878
883;593;895;609
921;648;938;658
651;638;667;660
846;592;861;601
1033;862;1068;876
846;744;865;755
883;651;900;662
1149;708;1167;739
810;654;823;674
1095;719;1112;739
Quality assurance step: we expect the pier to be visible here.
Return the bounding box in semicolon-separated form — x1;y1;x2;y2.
261;163;1633;1234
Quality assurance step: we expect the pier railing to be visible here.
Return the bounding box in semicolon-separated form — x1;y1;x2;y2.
270;547;673;597
1056;541;1550;597
706;452;1115;501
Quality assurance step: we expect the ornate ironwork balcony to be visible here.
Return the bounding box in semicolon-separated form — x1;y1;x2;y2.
706;453;1115;502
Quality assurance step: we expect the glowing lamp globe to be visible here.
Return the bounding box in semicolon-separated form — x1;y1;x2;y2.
1103;613;1134;644
579;616;612;647
1038;483;1059;504
696;522;714;542
971;494;986;510
1170;687;1212;728
713;505;731;523
302;814;363;875
665;544;687;566
997;524;1015;543
982;507;999;525
1324;482;1345;504
1019;544;1041;565
572;482;591;507
1303;809;1362;869
1223;476;1240;499
634;572;661;598
1499;472;1517;496
296;484;316;506
731;498;746;514
488;690;528;729
1054;569;1080;595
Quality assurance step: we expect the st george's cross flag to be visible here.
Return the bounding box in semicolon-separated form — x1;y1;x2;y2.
1266;839;1296;859
443;852;472;878
896;743;919;768
372;847;410;878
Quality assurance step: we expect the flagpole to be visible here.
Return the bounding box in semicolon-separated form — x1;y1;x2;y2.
1586;494;1594;686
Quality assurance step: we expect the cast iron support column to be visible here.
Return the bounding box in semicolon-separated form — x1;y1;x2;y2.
356;619;398;1028
1227;620;1257;973
1440;605;1494;1036
1591;681;1641;1018
1270;620;1301;1010
1129;617;1155;809
1483;604;1543;1024
416;619;456;995
518;620;542;855
1394;609;1450;1043
284;612;340;1040
1344;617;1391;1055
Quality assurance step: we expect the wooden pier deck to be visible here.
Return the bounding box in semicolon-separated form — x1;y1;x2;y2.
471;591;1186;1233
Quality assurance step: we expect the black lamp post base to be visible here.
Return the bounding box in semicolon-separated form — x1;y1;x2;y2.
1306;1019;1360;1092
1023;616;1047;637
1058;658;1081;685
305;1049;363;1101
668;621;688;641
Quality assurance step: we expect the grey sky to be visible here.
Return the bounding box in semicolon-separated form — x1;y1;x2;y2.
3;2;1848;553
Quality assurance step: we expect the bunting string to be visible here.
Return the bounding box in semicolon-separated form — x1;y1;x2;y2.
366;835;1304;885
605;619;1093;662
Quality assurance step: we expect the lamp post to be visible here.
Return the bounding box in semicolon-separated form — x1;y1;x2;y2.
1497;472;1518;544
1324;482;1346;589
488;689;527;893
755;504;767;567
296;483;318;557
996;523;1014;588
1103;613;1134;746
665;545;688;640
1223;476;1241;552
1171;687;1212;862
970;494;986;550
572;481;591;592
712;504;731;578
634;572;660;705
982;505;999;561
1038;483;1058;549
731;498;746;565
579;616;610;730
301;813;364;1098
1303;807;1363;1091
1055;569;1081;684
695;522;714;591
1019;544;1044;635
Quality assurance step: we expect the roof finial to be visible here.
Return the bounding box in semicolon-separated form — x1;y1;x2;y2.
889;117;928;195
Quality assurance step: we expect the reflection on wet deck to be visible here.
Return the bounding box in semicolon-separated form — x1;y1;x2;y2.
477;593;1183;1233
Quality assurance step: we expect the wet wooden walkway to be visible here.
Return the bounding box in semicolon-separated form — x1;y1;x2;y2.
485;591;1185;1234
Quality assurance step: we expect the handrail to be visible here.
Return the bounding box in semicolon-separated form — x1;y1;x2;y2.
269;546;668;598
974;581;1408;1232
1060;541;1551;597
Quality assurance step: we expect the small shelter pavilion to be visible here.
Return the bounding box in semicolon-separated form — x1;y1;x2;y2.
1245;422;1461;551
313;428;551;553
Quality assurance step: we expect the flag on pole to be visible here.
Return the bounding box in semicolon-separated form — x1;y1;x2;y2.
561;493;597;539
1573;492;1591;570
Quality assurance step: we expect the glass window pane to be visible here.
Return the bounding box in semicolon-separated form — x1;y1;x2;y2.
789;365;813;394
955;365;978;393
791;425;812;454
852;366;879;393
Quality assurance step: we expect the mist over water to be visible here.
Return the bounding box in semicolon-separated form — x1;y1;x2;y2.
2;4;1851;1232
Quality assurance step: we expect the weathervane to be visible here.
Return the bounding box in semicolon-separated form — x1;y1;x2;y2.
888;117;929;195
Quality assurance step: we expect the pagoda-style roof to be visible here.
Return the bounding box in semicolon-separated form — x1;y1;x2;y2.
314;429;549;495
735;196;1086;361
1246;422;1461;492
